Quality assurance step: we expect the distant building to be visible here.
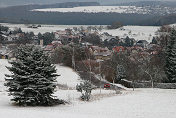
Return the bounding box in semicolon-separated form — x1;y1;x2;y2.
89;46;112;60
136;40;149;48
40;39;44;46
44;41;62;52
113;46;125;53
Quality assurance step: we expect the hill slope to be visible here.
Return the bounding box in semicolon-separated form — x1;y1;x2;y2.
0;59;81;90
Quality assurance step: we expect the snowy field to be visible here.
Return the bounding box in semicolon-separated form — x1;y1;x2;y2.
0;88;176;118
101;25;160;42
56;65;81;89
0;23;160;42
0;23;78;35
0;23;105;35
1;60;176;118
32;6;149;14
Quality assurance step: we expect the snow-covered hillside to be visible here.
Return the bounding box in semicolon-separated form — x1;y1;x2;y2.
56;65;81;89
0;59;81;90
0;23;160;42
32;6;149;14
101;26;160;42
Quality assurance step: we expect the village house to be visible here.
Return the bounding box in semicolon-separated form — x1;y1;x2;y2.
54;29;80;44
44;41;62;52
136;40;149;49
55;30;67;39
113;46;125;53
89;46;112;60
100;32;117;42
128;46;144;54
55;29;74;39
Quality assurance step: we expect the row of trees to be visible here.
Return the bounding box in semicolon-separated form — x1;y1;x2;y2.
104;36;135;49
51;44;89;67
81;34;135;49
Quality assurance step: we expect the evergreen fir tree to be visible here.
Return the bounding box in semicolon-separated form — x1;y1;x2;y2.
165;29;176;83
5;45;63;106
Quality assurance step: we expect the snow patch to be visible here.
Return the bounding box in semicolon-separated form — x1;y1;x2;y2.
56;65;81;89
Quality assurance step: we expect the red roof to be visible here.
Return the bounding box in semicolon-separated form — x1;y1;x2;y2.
113;46;125;53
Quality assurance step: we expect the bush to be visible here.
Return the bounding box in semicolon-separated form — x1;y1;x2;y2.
107;21;123;29
76;81;93;101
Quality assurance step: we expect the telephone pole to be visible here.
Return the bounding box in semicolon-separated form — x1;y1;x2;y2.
72;47;76;70
99;60;102;94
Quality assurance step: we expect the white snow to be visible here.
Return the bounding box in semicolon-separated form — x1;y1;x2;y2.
0;88;176;118
56;65;81;89
32;6;149;14
114;83;128;90
0;23;104;35
0;59;81;89
170;23;176;27
0;59;176;118
0;23;160;42
0;59;10;92
0;23;77;35
101;26;160;42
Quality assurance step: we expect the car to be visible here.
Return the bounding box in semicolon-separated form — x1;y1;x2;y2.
104;83;111;88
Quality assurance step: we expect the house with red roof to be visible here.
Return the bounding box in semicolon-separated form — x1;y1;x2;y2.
113;46;125;53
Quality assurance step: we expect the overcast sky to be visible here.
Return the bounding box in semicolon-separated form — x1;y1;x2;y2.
0;0;175;7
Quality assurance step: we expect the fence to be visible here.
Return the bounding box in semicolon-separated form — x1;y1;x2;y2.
119;79;176;89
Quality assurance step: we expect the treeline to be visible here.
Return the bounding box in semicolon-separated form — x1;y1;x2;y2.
0;9;158;25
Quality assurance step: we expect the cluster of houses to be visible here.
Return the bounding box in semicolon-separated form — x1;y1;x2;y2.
0;30;23;42
0;26;161;62
0;29;21;59
43;28;161;62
